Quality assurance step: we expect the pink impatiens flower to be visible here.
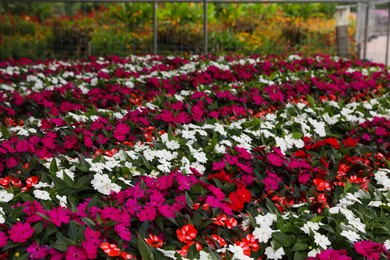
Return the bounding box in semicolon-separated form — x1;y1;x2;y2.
8;222;34;243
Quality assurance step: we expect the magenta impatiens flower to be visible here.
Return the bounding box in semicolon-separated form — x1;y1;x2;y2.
263;171;282;192
48;207;70;227
308;248;352;260
354;240;388;260
65;245;87;260
82;227;101;259
0;232;7;247
27;241;49;259
8;222;34;243
113;123;130;141
137;206;157;221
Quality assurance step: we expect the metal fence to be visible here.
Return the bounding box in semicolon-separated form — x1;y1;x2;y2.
356;1;390;64
0;0;389;65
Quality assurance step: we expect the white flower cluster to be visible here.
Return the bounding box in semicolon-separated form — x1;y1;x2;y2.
328;190;369;243
375;168;390;190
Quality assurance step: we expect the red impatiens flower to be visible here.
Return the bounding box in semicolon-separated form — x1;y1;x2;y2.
121;252;137;259
212;214;227;226
211;234;227;247
99;243;121;257
225;217;238;229
26;176;39;188
324;137;340;149
176;224;197;243
144;234;164;248
313;178;331;191
342;137;358;147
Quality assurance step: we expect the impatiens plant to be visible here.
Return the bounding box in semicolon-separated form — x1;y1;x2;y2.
0;54;389;259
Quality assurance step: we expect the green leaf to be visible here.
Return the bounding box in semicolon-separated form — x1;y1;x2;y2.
138;234;153;260
343;181;352;194
273;232;292;247
291;242;309;251
306;94;315;108
75;174;94;190
49;159;58;174
292;132;303;140
139;221;150;238
81;217;96;228
19;193;35;202
68;220;78;241
309;216;324;223
36;211;50;221
12;252;29;260
43;223;58;240
167;125;175;140
185;191;194;208
53;236;74;252
33;221;44;236
294;251;307;260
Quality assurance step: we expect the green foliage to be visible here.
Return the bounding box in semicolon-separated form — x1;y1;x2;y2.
0;2;342;59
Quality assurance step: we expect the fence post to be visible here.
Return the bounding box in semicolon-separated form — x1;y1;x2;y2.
386;1;390;66
153;0;157;55
203;0;208;56
336;6;350;58
363;1;369;60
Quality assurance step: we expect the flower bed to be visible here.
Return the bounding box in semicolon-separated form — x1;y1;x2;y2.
0;54;389;259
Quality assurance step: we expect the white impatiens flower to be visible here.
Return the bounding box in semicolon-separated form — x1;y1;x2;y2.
348;218;366;233
375;169;390;189
307;248;321;257
156;248;177;259
314;233;331;249
340;230;361;242
0;189;14;203
88;162;106;174
193;151;208;164
0;207;5;224
215;144;226;154
33;190;51;201
255;213;277;227
384;240;390;250
252;226;273;243
308;118;326;137
301;221;321;235
56;195;67;207
91;174;111;195
165;140;180;150
56;168;75;181
265;242;285;260
143;148;156;161
157;159;172;173
227;244;254;260
198;251;213;260
368;201;383;207
91;173;121;195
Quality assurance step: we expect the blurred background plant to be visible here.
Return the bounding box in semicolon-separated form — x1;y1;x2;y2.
0;2;356;59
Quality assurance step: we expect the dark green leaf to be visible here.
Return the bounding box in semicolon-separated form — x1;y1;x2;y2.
81;217;96;228
294;251;307;260
273;232;292;247
53;237;74;252
49;159;58;174
291;242;309;251
138;234;153;260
